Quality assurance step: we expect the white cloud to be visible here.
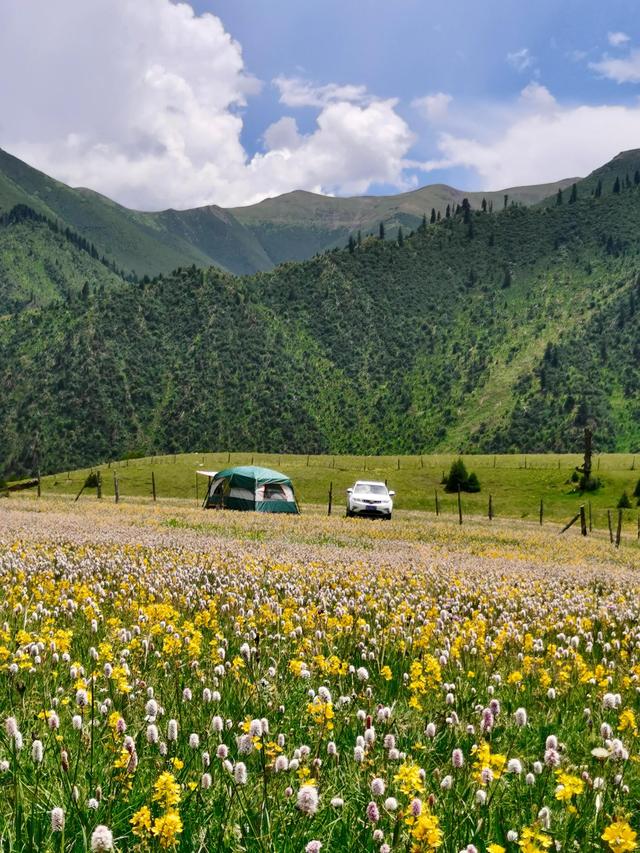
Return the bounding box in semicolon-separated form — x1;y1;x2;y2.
608;31;630;47
0;0;416;209
420;84;640;189
252;99;415;198
591;50;640;83
506;48;534;72
412;93;453;122
273;76;369;108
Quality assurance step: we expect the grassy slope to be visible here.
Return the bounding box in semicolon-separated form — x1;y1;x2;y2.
30;451;640;527
0;219;123;312
231;179;579;264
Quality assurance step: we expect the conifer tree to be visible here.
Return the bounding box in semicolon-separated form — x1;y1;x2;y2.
481;197;487;213
595;179;602;198
379;221;385;239
445;204;451;219
430;208;436;224
569;183;577;204
397;226;404;247
556;188;563;205
613;176;621;194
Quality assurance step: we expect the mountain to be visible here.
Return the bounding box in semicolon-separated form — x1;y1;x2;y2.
0;147;576;279
229;179;579;266
2;149;640;478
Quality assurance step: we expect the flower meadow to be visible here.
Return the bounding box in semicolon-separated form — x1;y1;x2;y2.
1;499;640;852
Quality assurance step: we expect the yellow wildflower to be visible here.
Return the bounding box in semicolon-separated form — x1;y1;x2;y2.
153;772;181;809
152;810;183;849
602;819;637;853
131;805;152;837
411;811;443;850
394;762;424;797
554;770;584;801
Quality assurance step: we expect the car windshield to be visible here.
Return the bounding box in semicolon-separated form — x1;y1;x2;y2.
354;483;387;495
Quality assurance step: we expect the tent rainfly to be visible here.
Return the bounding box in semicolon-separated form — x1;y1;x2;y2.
199;465;299;513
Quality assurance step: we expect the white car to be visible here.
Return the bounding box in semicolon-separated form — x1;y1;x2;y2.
346;480;395;519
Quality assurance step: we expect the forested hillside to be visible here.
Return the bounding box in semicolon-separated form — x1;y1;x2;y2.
0;147;575;277
2;151;640;478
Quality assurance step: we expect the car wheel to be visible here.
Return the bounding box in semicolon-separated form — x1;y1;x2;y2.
346;509;353;518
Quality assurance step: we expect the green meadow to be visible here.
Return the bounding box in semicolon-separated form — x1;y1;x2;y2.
27;451;640;530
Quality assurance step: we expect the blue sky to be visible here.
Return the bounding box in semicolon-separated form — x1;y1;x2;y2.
2;0;640;208
201;0;640;191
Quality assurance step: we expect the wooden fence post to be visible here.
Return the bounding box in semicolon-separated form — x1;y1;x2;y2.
114;473;119;504
539;498;543;525
435;489;439;516
327;482;333;516
580;504;587;536
97;472;102;500
488;494;493;521
457;485;463;526
152;471;157;502
616;509;623;548
607;509;613;543
560;512;581;534
37;470;41;499
195;473;199;504
397;457;400;470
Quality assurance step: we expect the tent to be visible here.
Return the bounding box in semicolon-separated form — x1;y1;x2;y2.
199;465;299;513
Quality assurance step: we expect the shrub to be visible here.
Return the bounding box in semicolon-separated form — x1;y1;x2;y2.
444;458;469;492
633;478;640;498
466;472;481;493
444;458;481;493
617;491;632;509
579;475;600;492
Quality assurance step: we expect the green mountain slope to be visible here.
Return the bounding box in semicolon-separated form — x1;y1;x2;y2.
0;147;577;277
2;155;640;478
0;206;125;313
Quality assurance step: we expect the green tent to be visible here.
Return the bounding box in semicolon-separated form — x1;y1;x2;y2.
201;465;299;513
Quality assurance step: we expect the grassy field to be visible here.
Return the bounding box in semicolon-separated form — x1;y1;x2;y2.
29;451;640;530
0;497;639;851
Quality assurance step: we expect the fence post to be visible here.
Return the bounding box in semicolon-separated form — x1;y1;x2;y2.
97;472;102;500
607;509;613;543
37;470;41;499
580;504;587;536
397;457;400;470
435;489;440;516
560;512;581;533
488;494;493;521
152;471;157;502
327;482;333;516
195;473;199;504
616;509;623;548
457;485;463;525
114;473;119;504
539;498;543;525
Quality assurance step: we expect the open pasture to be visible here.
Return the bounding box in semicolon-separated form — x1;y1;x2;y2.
32;451;640;529
0;498;639;851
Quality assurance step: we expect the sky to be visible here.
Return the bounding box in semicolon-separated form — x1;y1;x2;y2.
2;0;640;210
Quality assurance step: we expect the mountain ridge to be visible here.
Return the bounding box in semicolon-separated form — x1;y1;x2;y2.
0;146;578;278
